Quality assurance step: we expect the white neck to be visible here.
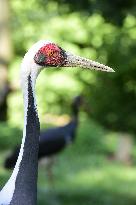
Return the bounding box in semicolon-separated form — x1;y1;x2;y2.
0;70;39;205
0;40;46;204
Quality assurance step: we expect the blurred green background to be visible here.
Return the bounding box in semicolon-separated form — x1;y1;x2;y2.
0;0;136;204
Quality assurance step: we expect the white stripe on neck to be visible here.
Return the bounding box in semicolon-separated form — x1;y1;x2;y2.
0;40;47;204
0;72;38;205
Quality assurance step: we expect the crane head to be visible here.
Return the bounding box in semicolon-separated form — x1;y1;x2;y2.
72;95;91;114
33;40;115;72
34;43;67;67
21;40;115;83
72;95;84;107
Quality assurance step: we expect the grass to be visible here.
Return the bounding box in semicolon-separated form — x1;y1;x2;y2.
0;117;136;205
37;153;136;205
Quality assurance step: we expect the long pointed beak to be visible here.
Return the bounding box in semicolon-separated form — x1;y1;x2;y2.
64;52;115;72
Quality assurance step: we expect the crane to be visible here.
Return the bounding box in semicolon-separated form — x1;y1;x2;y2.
0;40;114;205
4;96;83;170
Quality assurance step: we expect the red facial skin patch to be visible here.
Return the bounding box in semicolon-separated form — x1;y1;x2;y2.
34;43;67;66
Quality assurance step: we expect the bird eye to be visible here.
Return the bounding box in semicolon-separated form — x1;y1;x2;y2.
34;52;46;66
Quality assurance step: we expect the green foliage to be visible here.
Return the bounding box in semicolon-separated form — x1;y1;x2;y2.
9;0;136;134
0;123;21;150
84;15;136;133
0;1;135;205
37;150;136;205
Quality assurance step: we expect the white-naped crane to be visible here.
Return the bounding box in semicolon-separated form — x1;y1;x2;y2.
0;40;114;205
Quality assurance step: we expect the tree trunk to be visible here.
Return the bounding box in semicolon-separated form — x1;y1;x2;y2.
0;0;12;121
115;133;133;165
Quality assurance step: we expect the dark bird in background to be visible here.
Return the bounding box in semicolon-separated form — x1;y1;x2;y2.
4;95;83;171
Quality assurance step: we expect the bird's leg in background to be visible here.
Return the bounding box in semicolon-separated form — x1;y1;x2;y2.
46;157;56;188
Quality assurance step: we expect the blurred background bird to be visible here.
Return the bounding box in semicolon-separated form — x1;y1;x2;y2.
4;95;86;183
